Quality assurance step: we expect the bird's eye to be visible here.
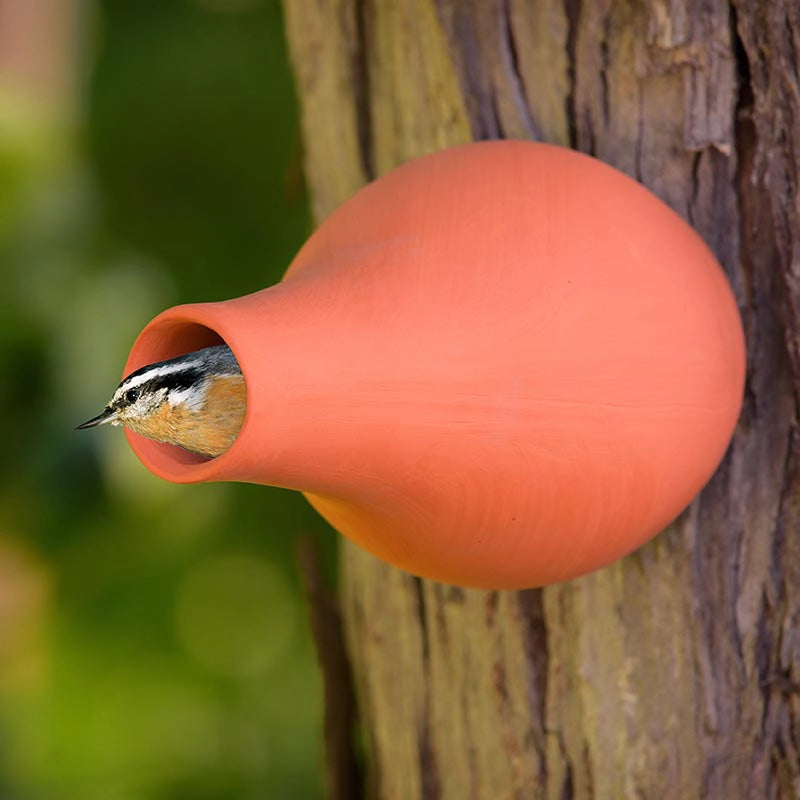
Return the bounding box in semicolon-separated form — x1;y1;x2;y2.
125;388;140;404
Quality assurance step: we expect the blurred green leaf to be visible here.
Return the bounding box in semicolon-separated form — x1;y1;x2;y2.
0;1;332;798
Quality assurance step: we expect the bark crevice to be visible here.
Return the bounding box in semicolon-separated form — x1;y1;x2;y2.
412;579;440;800
352;0;375;181
563;0;581;148
497;0;540;139
297;539;363;800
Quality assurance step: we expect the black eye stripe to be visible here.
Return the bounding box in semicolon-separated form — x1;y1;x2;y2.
117;367;203;405
146;368;202;394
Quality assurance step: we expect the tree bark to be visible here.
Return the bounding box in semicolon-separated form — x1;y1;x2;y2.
284;2;800;798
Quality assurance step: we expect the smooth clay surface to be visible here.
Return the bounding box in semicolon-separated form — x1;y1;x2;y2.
124;141;745;589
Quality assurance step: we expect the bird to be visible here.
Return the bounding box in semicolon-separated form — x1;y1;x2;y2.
77;344;246;458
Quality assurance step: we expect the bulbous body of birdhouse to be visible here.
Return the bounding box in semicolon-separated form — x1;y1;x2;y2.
123;141;745;589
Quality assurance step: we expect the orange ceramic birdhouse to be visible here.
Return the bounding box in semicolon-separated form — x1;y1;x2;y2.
123;141;745;589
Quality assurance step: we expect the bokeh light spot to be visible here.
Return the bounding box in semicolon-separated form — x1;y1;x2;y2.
174;554;295;679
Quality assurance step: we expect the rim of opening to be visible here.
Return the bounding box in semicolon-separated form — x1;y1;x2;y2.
123;311;248;484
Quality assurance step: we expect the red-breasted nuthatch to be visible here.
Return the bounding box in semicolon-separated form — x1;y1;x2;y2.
77;344;246;458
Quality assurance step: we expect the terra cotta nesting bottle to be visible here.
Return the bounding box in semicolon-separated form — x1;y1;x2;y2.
123;141;745;589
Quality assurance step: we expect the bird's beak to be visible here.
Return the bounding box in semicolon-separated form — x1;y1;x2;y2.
76;406;118;429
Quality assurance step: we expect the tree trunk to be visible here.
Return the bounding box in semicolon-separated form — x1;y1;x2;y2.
284;2;800;798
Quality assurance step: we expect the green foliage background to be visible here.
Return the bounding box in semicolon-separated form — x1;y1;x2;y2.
0;1;333;797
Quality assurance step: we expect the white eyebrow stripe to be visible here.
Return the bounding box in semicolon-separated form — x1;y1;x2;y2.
113;360;202;398
168;385;205;410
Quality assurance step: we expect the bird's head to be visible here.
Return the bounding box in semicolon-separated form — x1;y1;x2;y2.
77;344;246;458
